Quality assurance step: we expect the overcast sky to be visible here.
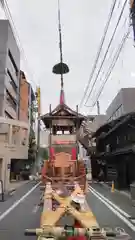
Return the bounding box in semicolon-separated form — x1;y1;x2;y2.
0;0;135;116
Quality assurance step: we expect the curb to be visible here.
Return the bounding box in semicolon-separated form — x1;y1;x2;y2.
8;188;16;195
0;181;34;202
99;182;131;199
7;181;31;197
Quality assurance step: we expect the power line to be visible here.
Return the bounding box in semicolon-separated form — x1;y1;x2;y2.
84;0;128;106
86;16;129;106
79;0;118;109
90;28;130;112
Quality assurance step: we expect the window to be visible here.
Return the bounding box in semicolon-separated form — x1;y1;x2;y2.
7;70;17;92
8;50;18;74
110;104;123;121
106;144;110;152
116;136;119;144
6;89;17;111
5;111;13;119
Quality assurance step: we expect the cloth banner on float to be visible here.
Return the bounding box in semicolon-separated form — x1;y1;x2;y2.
49;147;55;161
71;148;77;160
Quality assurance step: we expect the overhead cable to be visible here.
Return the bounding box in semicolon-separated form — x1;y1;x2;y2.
79;0;118;109
86;16;129;107
84;0;128;106
90;28;130;111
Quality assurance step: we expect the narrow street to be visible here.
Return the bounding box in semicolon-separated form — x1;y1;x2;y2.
87;184;135;239
0;181;135;239
0;182;42;240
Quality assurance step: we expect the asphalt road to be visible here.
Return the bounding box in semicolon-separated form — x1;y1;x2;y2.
87;187;135;239
0;181;135;239
0;181;42;240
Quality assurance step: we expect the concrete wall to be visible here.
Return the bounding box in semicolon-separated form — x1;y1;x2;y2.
0;20;20;119
106;90;123;120
40;130;49;147
86;114;107;133
19;75;29;122
7;20;20;119
0;20;8;116
106;88;135;121
122;88;135;114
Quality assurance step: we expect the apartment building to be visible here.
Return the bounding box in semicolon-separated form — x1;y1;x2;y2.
0;20;20;119
0;20;30;192
106;88;135;121
19;70;36;128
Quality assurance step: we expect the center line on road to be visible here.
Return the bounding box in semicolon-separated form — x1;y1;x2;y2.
89;187;135;232
89;186;131;218
0;181;41;222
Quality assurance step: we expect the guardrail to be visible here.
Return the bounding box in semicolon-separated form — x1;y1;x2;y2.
0;180;4;202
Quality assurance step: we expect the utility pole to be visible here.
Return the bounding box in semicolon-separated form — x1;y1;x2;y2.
35;86;41;173
130;0;135;46
97;100;100;115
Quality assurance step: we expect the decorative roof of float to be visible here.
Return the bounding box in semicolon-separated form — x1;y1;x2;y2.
41;102;86;128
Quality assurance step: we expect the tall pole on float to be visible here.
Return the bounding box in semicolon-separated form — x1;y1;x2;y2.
52;0;69;88
58;0;64;90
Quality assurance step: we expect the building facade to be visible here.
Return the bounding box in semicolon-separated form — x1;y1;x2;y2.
87;114;107;132
106;88;135;121
0;20;20;119
92;112;135;189
0;21;35;189
77;114;106;155
19;70;35;128
0;117;29;191
19;71;29;122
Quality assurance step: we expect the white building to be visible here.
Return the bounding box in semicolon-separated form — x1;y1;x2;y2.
0;117;29;191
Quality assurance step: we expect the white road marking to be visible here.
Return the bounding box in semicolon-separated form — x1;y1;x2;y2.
0;182;41;222
10;190;16;196
32;205;39;214
88;187;135;232
89;186;131;218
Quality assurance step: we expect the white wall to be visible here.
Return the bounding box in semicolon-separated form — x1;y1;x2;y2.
40;130;49;147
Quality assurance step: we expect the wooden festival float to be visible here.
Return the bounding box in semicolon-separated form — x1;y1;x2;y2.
24;1;131;239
